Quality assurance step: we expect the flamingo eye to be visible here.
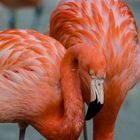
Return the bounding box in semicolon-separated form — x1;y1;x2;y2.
89;69;95;76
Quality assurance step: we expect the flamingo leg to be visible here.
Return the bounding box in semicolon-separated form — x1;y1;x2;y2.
31;3;44;29
8;9;17;29
83;105;88;140
19;123;27;140
19;127;26;140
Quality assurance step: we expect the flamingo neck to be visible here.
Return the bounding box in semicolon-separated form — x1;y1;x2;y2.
93;117;115;140
93;89;117;140
32;45;85;140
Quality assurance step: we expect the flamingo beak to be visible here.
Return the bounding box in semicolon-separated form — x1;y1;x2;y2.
85;78;104;120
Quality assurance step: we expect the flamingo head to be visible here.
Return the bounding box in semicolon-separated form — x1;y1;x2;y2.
78;45;106;120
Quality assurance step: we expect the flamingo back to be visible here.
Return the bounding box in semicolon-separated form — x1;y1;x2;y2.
50;0;139;91
0;29;65;122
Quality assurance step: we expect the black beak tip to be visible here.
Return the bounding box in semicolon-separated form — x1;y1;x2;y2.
85;99;103;121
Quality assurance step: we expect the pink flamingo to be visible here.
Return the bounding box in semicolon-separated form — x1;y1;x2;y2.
0;29;106;140
49;0;140;139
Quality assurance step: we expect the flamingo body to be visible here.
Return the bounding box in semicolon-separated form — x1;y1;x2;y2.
0;29;107;140
0;29;65;138
49;0;140;139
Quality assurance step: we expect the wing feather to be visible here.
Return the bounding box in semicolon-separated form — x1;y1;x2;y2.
50;0;139;86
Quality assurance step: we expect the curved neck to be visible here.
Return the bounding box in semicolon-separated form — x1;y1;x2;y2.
33;45;85;140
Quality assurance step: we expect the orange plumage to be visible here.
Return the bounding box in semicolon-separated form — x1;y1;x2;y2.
0;29;107;140
49;0;140;139
0;29;65;139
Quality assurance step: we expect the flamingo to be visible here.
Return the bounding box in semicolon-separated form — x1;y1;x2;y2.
49;0;140;139
0;0;43;28
0;29;106;140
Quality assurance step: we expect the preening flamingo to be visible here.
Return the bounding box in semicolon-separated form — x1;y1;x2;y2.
0;0;43;28
0;29;106;140
49;0;140;139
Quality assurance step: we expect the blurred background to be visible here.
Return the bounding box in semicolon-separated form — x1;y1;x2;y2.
0;0;139;140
